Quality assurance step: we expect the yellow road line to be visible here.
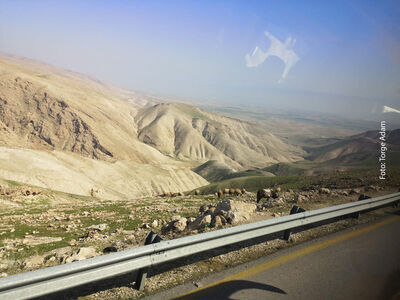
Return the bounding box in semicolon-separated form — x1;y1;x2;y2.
175;216;399;298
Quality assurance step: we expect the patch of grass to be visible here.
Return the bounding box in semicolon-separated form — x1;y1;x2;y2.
36;73;50;79
5;179;21;186
89;202;130;215
196;167;400;194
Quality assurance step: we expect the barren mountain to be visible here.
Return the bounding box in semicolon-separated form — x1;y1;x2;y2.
135;103;303;169
0;54;305;198
307;129;400;165
0;55;208;198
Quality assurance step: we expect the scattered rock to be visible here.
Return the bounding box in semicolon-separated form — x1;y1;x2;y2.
205;207;216;215
103;246;118;253
151;220;158;228
211;215;226;228
63;247;98;263
199;205;210;214
186;217;196;225
172;217;187;232
257;189;272;203
171;215;181;221
358;194;371;201
294;194;307;203
262;198;285;208
87;224;108;231
23;255;44;269
187;214;212;230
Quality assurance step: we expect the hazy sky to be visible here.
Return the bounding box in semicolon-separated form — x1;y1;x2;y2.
0;1;399;117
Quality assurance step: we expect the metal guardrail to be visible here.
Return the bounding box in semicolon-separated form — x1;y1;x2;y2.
0;192;399;299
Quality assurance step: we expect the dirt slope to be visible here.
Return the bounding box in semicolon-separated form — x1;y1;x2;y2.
0;146;207;199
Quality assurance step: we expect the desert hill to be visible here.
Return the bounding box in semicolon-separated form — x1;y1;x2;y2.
0;54;304;198
192;160;235;182
135;102;304;169
0;55;208;198
306;129;400;165
0;146;206;200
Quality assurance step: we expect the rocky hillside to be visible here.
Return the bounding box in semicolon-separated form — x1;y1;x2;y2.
306;129;400;165
0;56;208;198
135;103;304;169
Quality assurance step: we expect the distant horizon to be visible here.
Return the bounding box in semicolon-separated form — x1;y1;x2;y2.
1;1;399;120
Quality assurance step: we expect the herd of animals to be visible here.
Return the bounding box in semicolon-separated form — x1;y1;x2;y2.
160;187;282;204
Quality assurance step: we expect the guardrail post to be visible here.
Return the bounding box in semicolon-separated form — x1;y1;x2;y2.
136;231;163;291
284;205;306;241
352;195;371;219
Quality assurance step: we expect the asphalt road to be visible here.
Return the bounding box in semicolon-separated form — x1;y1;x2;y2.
146;214;400;300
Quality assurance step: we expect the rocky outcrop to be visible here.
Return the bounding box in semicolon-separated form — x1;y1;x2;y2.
61;247;98;264
162;199;257;233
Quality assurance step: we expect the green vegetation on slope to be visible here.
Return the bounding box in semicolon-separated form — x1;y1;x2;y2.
197;167;400;194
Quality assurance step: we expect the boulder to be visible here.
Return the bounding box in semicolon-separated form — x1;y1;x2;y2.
205;207;216;215
172;217;187;232
294;194;307;203
171;215;181;221
23;255;44;269
271;189;279;199
215;199;256;224
151;220;159;228
257;189;272;203
262;198;284;208
186;217;196;224
199;205;210;213
187;214;212;230
211;215;224;228
63;247;98;264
